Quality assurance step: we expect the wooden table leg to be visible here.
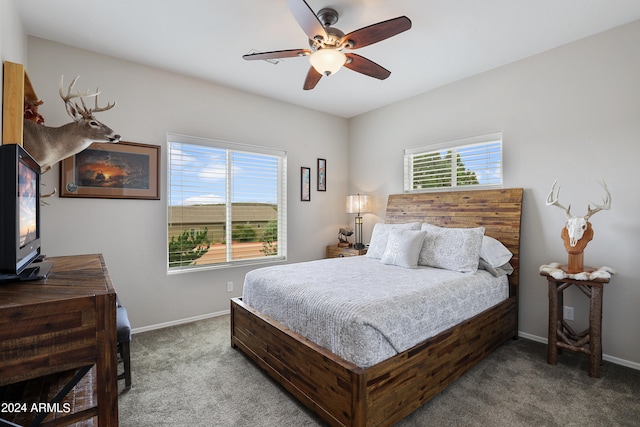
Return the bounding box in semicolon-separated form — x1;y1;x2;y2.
547;279;558;365
589;285;603;378
542;269;610;377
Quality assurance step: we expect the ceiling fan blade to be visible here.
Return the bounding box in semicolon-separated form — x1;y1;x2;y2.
243;49;310;61
303;67;323;90
342;16;412;49
344;53;391;80
286;0;327;41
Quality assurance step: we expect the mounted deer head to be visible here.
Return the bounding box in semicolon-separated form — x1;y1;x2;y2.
546;180;611;273
23;76;120;173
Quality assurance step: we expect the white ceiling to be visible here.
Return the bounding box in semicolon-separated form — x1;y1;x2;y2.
16;0;640;118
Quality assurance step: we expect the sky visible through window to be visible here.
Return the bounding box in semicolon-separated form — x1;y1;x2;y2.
453;141;501;185
169;142;278;206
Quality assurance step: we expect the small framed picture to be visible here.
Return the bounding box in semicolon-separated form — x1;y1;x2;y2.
317;158;326;192
301;167;311;201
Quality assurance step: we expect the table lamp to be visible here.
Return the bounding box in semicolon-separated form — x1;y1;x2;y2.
346;194;372;250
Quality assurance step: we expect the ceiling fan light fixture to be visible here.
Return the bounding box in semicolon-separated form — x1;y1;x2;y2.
309;48;346;76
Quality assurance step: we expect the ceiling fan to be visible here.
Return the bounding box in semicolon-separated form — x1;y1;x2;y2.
243;0;412;90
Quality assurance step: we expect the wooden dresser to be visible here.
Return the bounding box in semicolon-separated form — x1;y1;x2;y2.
0;254;118;426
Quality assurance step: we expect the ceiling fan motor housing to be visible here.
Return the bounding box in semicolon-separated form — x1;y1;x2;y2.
309;26;345;51
306;8;346;51
317;8;339;26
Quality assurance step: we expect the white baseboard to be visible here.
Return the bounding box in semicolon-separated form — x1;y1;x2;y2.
518;331;640;371
131;309;230;334
517;331;548;344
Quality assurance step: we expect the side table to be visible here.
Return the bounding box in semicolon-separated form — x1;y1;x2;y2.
540;265;611;378
326;245;367;258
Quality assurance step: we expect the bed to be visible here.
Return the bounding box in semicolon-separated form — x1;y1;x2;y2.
230;188;523;427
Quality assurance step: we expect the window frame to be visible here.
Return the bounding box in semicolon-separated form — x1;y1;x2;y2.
404;131;503;193
167;133;287;273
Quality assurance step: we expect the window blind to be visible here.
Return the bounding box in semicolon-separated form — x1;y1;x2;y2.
167;134;287;272
404;132;503;192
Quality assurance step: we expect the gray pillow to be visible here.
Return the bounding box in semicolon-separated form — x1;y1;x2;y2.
419;223;485;274
478;258;514;277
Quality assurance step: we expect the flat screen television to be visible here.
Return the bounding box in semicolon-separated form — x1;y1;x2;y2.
0;143;51;282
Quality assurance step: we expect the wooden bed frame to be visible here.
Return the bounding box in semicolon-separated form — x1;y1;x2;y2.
231;188;523;427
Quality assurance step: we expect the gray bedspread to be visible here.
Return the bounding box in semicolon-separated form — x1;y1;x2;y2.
243;256;508;368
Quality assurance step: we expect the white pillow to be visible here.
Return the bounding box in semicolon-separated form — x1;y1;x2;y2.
419;223;485;274
366;222;421;259
480;236;513;268
380;230;427;268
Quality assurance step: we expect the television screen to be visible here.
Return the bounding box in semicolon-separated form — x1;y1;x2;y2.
0;143;45;280
19;160;38;249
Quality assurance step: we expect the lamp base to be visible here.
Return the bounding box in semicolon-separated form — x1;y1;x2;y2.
353;243;365;250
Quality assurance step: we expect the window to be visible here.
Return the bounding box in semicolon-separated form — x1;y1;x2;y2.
167;134;287;272
404;132;503;192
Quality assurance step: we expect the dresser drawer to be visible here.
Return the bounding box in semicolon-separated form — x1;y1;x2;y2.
326;245;367;258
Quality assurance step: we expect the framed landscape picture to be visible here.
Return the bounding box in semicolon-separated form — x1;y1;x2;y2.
60;141;160;199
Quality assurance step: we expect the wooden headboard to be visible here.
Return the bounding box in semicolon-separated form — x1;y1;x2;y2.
385;188;524;287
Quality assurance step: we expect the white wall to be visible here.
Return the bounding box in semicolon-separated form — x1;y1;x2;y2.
25;37;349;330
349;20;640;366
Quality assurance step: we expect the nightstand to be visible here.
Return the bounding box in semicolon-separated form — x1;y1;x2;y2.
540;265;611;378
326;245;367;258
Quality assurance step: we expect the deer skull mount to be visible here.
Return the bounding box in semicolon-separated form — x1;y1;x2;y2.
23;76;120;173
546;180;611;273
565;216;589;247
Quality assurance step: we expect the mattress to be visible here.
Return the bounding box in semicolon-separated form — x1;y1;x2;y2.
242;256;508;368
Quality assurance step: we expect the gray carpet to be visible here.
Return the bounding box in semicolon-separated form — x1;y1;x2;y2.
118;315;640;426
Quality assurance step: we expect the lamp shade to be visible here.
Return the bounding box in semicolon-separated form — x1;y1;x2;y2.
346;194;372;214
309;49;346;76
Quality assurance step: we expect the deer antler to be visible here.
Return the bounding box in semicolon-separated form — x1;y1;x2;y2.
59;75;99;103
78;91;116;115
59;76;115;120
584;180;611;220
546;180;572;219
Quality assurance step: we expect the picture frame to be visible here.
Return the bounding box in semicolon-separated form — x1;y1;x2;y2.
317;158;326;191
301;166;311;201
60;141;160;200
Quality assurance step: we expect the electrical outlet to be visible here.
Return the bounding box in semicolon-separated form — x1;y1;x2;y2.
227;281;233;292
563;305;574;321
